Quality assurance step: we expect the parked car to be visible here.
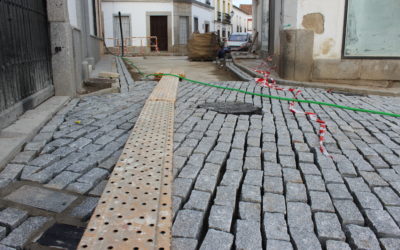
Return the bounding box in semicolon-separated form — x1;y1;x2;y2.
227;32;251;51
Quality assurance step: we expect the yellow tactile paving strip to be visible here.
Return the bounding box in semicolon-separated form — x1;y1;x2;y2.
78;69;180;250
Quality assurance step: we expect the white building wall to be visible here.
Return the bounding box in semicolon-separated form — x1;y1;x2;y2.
102;1;174;47
67;0;78;28
192;4;215;33
295;0;346;59
232;7;250;33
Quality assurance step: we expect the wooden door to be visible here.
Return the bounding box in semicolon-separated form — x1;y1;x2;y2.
150;16;168;51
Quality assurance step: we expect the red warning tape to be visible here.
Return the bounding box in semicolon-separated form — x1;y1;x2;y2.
254;69;331;158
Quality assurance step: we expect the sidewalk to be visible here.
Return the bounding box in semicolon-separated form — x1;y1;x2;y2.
233;57;400;96
0;81;156;249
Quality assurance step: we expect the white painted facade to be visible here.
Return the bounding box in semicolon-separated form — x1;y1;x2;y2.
102;1;174;47
232;6;252;34
281;0;346;59
214;0;233;39
192;4;215;33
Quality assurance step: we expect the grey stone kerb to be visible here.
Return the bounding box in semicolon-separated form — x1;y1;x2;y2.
47;0;76;96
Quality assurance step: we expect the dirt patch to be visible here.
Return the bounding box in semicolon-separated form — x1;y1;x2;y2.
302;13;324;34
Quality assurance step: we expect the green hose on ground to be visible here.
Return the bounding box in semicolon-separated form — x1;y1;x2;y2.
145;73;400;118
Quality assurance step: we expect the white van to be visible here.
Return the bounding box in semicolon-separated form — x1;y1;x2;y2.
227;32;252;51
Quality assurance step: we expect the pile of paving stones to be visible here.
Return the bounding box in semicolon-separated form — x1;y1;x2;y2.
172;80;400;250
0;81;155;249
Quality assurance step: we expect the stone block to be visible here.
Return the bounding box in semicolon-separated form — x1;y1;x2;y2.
282;168;303;183
263;212;290;241
286;183;307;202
235;220;262;250
0;208;28;230
184;190;211;212
310;191;335;212
77;168;108;185
263;176;283;194
172;238;198;250
241;185;261;203
263;193;286;214
172;210;204;239
315;212;346;242
208;205;234;232
365;209;400;238
0;164;24;181
243;170;263;186
5;185;77;213
287;202;314;232
266;240;293;250
68;197;99;221
353;191;383;210
239;202;260;221
215;186;238;207
200;229;234;250
345;225;380;250
0;216;51;249
289;229;322;250
12;151;36;164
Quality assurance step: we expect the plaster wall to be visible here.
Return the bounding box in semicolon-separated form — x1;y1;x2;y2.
295;0;346;59
192;4;214;33
102;2;174;47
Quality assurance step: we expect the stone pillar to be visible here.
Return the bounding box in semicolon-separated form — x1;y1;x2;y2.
47;0;76;96
279;29;314;81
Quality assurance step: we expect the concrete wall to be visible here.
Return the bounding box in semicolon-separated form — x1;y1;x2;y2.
102;1;174;47
272;0;400;84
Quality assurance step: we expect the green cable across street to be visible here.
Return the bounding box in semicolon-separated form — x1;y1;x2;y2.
145;73;400;118
119;56;400;118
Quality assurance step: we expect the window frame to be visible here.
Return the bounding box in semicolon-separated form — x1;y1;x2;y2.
342;0;400;59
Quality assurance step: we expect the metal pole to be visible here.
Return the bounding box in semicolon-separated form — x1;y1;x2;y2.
118;12;124;57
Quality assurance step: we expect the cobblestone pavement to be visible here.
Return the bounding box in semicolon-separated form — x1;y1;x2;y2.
0;81;156;249
172;80;400;250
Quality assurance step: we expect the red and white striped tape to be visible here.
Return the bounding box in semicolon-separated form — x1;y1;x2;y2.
254;69;331;157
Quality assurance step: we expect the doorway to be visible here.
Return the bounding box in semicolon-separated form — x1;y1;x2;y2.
150;16;168;51
113;15;131;46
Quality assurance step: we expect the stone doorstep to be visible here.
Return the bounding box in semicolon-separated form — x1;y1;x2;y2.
233;59;400;97
0;96;71;170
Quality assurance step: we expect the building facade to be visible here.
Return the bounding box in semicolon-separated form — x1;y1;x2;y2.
214;0;233;39
252;0;400;85
232;5;252;34
102;0;215;54
0;0;103;129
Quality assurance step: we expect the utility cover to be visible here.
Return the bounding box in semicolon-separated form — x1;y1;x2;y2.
199;102;262;115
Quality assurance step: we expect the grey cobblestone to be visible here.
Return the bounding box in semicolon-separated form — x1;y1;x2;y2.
241;184;261;203
215;186;238;207
11;151;36;164
200;229;233;250
360;171;389;187
0;164;24;181
172;210;204;239
0;208;28;230
243;156;262;170
345;225;380;250
310;191;335;212
283;168;303;183
46;171;81;189
239;202;260;221
220;170;242;188
263;212;290;241
0;216;50;249
299;163;321;176
208;205;234;232
266;240;293;250
184;190;211;212
243;170;263;186
263;193;286;214
287;202;314;232
373;186;400;206
380;238;400;250
344;177;370;193
286;183;307;202
315;212;346;242
263;176;283;194
333;200;364;226
290;230;322;250
354;191;383;210
304;175;326;192
365;209;400;238
235;220;262;250
326;240;351;250
327;184;353;200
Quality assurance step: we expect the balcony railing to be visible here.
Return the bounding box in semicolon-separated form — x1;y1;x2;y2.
217;11;221;21
222;13;231;24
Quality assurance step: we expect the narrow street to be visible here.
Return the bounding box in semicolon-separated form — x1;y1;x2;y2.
127;56;239;82
1;0;400;250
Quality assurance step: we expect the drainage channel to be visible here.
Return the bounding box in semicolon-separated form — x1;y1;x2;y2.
78;69;181;250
